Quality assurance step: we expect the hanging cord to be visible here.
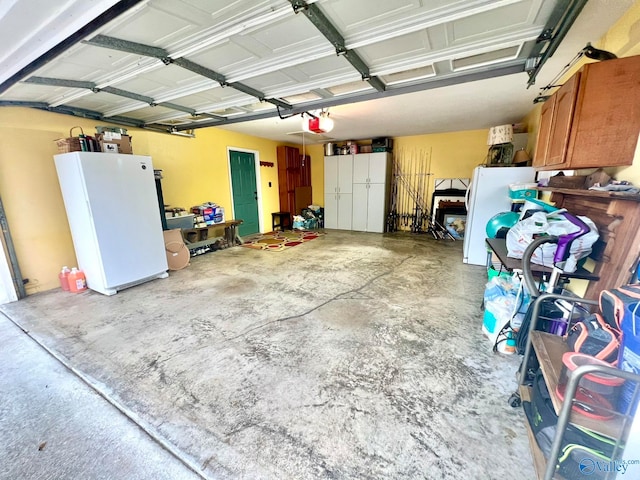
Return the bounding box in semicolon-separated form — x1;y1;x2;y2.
277;105;299;120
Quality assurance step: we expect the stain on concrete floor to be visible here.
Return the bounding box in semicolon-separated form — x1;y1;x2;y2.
1;231;534;479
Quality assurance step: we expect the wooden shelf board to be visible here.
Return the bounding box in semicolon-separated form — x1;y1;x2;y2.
520;385;549;480
485;238;598;281
535;187;640;202
530;331;624;439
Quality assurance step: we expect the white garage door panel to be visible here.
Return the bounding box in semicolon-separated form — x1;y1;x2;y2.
250;15;322;53
295;55;354;80
319;0;422;33
66;92;144;113
357;31;432;65
35;44;142;79
122;66;204;90
164;91;252;111
2;83;71;103
99;4;199;46
451;2;535;42
188;41;258;74
183;0;285;23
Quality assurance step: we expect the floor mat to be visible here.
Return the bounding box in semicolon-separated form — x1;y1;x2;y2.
241;230;324;251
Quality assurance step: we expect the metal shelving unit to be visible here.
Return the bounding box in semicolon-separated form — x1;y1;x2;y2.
516;294;640;480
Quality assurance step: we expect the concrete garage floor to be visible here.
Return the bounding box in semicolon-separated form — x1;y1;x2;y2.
0;231;535;479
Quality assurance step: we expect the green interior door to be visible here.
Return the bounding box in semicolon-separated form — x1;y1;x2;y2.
230;150;260;236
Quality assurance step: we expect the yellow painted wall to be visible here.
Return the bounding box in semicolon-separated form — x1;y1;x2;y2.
0;107;286;294
393;130;489;181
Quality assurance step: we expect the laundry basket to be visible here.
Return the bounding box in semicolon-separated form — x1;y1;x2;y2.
55;126;86;153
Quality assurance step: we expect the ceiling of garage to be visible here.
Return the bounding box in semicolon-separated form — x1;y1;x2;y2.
0;0;633;144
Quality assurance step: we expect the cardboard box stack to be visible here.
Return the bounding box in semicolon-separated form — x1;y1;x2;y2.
95;126;133;154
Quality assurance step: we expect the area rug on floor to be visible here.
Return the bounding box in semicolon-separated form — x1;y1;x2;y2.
241;230;323;251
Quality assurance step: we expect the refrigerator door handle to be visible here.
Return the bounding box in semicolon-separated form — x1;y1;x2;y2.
465;181;472;211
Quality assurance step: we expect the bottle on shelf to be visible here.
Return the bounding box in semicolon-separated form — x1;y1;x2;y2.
58;266;71;291
68;267;87;293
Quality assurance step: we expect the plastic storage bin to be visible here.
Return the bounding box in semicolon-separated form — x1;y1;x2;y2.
617;302;640;415
166;214;195;230
509;183;538;200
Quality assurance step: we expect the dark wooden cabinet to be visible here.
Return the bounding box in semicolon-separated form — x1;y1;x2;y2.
277;146;311;216
534;55;640;170
539;187;640;300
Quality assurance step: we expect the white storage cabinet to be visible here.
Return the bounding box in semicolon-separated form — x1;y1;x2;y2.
323;155;353;230
352;152;391;233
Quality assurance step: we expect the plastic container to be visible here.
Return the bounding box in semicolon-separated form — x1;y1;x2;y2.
509;183;538;200
617;302;640;415
68;267;87;293
165;214;195;230
556;352;624;419
58;266;71;291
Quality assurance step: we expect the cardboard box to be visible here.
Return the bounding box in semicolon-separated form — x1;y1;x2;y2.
211;206;225;224
96;132;133;154
192;206;214;223
162;229;189;270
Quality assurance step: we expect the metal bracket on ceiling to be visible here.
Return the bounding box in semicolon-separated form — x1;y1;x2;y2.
16;74;227;128
83;35;292;110
288;0;386;93
24;77;94;89
536;28;554;43
24;76;188;113
525;0;589;88
290;0;307;14
0;99;203;134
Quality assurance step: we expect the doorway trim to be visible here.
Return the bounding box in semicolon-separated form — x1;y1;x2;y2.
0;195;21;303
227;147;263;234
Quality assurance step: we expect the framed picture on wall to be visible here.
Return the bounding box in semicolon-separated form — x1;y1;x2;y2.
445;214;466;239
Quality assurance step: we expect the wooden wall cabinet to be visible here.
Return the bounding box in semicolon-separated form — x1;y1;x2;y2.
533;55;640;170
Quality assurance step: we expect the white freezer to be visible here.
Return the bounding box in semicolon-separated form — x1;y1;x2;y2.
463;166;535;266
54;152;168;295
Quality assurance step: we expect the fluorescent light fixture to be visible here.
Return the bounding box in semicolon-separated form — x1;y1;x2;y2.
170;129;195;138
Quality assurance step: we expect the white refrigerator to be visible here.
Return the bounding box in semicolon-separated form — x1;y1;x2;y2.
463;166;535;266
54;152;168;295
